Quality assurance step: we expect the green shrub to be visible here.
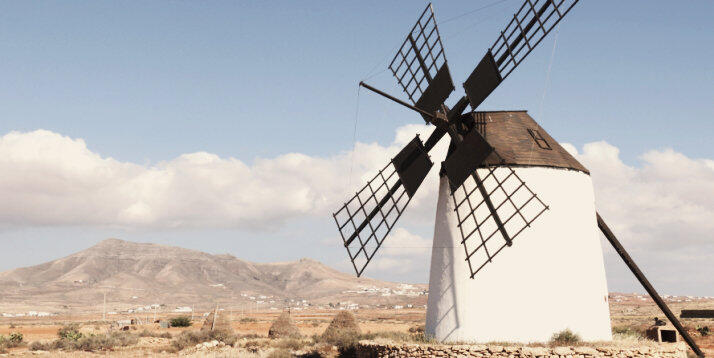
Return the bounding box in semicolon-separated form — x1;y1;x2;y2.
240;317;258;323
0;332;25;350
550;329;581;345
170;316;192;327
697;326;710;337
9;332;23;344
57;324;83;341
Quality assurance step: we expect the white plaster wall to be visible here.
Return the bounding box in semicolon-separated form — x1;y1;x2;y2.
425;167;612;343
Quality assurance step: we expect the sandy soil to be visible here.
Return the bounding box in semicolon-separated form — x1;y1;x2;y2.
0;300;710;357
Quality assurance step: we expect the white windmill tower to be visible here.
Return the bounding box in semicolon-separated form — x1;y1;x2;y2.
332;1;704;356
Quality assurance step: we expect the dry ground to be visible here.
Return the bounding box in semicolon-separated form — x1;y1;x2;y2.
0;299;711;357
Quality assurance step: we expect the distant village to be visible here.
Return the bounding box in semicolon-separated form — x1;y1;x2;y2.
0;283;429;317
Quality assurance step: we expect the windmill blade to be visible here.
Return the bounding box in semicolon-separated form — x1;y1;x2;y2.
389;3;455;120
333;136;433;277
463;0;580;109
452;165;548;278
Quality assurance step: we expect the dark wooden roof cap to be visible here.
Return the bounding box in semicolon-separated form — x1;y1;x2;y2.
475;111;589;174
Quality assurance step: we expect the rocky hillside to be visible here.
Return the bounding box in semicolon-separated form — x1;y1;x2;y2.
0;239;426;311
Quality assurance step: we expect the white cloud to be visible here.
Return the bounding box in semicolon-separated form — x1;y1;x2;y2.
1;128;712;293
366;228;432;275
569;141;714;250
0;127;443;229
565;141;714;294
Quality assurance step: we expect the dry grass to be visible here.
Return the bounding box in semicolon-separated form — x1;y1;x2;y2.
272;337;310;350
170;328;237;351
267;348;292;358
269;312;301;339
29;331;138;352
138;329;172;339
318;311;361;347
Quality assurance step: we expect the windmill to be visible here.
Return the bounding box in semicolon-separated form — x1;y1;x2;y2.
332;1;704;356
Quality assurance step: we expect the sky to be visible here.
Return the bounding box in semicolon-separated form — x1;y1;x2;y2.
0;1;712;296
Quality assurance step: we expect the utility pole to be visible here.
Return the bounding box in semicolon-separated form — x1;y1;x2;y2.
102;291;107;321
211;304;218;331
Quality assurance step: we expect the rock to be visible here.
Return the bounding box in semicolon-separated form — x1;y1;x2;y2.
521;346;549;356
573;346;598;355
553;347;573;355
488;345;504;353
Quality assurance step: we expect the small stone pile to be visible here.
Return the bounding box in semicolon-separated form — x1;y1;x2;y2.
268;312;301;338
356;341;688;358
195;339;225;351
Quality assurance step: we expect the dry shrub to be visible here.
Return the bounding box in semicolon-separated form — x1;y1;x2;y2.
171;329;237;351
267;348;292;358
138;329;172;339
153;345;179;354
238;333;262;339
550;329;581;345
244;339;269;352
408;325;424;334
269;312;302;339
272;337;309;350
72;332;138;351
319;311;361;347
30;331;138;352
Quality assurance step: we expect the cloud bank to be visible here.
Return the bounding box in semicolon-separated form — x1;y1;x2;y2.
0;126;441;229
0;128;711;293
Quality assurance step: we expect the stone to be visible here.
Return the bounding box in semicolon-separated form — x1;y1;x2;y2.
553;347;573;355
519;347;544;356
573;346;598;355
488;346;504;353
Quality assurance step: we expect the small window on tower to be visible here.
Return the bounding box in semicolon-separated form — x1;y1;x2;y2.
527;129;552;150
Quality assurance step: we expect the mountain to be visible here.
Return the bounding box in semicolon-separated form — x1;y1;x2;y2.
0;239;426;312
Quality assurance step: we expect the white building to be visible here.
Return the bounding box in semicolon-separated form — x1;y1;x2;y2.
426;112;612;343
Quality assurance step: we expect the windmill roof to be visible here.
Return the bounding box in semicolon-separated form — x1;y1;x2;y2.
477;111;589;174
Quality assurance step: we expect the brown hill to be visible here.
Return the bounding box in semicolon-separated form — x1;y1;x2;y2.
0;239;426;312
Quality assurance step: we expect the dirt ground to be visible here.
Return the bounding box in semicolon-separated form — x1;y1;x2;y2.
0;300;711;357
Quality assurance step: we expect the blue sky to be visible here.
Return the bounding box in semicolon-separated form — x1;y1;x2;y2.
0;1;712;296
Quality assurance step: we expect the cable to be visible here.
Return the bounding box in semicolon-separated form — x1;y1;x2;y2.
438;0;512;25
538;24;560;121
527;24;560;166
347;85;362;190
